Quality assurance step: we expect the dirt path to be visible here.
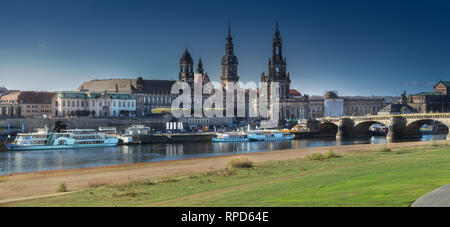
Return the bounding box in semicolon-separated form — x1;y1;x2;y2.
0;140;440;203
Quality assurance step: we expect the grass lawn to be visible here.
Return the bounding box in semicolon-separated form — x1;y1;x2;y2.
4;143;450;207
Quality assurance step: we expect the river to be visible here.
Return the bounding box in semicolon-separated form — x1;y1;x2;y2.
0;135;446;175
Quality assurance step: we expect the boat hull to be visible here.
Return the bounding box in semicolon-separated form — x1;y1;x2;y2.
5;142;118;151
212;138;249;142
247;134;295;141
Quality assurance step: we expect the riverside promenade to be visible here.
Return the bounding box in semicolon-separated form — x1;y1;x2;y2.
412;183;450;207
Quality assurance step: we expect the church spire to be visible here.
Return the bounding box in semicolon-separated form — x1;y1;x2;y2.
196;58;204;74
225;19;234;55
274;20;280;39
227;18;232;42
221;19;239;87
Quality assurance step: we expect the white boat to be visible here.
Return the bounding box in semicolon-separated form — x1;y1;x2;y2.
212;133;249;142
247;130;295;141
125;125;151;136
5;129;118;151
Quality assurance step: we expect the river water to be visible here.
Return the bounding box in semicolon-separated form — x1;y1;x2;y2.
0;135;446;175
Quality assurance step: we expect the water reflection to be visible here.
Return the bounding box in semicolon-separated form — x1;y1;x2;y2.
0;134;446;175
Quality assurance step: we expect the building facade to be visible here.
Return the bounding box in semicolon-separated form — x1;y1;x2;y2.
54;91;136;117
0;91;54;117
408;81;450;113
77;78;176;116
307;92;385;118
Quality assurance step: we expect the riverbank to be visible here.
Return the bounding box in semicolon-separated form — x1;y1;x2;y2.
0;141;446;205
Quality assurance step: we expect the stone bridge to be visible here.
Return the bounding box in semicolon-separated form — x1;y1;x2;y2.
310;113;450;140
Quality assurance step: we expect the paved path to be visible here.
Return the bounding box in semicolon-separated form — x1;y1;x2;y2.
412;183;450;207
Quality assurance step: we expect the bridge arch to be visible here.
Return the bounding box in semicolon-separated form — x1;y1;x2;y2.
352;121;389;138
317;122;338;137
403;119;449;138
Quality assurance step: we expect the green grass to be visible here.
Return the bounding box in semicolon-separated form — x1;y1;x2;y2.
5;144;450;207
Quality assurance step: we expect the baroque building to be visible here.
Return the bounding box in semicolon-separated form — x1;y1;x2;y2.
77;78;176;117
179;47;195;85
220;22;239;88
408;81;450;113
260;22;309;126
309;92;386;118
54;91;136;117
0;91;54;117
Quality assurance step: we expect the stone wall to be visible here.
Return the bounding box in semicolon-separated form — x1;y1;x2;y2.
0;116;173;133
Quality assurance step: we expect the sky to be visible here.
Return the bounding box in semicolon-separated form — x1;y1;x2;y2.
0;0;450;96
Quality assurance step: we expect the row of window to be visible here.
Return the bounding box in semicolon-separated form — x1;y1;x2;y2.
25;105;51;108
57;110;136;117
58;100;135;108
140;96;173;105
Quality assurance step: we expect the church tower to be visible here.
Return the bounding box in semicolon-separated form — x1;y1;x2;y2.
220;21;239;88
196;58;204;74
196;58;210;85
179;47;194;84
262;21;291;99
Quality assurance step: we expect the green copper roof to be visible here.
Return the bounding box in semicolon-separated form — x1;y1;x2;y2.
411;92;446;96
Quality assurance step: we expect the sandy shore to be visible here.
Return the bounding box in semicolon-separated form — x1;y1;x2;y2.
0;140;439;203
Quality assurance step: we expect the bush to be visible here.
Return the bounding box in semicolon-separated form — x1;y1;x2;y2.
227;158;253;171
306;151;341;161
306;153;325;161
57;182;67;192
324;150;341;159
379;145;391;152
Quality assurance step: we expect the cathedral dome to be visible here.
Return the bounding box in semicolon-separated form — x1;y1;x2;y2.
324;91;339;99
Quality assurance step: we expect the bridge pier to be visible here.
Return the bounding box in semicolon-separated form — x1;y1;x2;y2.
336;118;354;139
386;116;406;140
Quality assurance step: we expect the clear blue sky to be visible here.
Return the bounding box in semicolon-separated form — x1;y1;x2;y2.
0;0;450;96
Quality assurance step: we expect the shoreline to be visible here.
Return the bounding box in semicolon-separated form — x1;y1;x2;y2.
0;140;441;203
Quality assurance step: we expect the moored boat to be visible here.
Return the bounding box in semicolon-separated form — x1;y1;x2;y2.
212;133;249;142
247;130;295;141
5;129;118;151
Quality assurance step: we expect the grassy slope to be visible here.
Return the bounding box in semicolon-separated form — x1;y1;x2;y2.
4;144;450;207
